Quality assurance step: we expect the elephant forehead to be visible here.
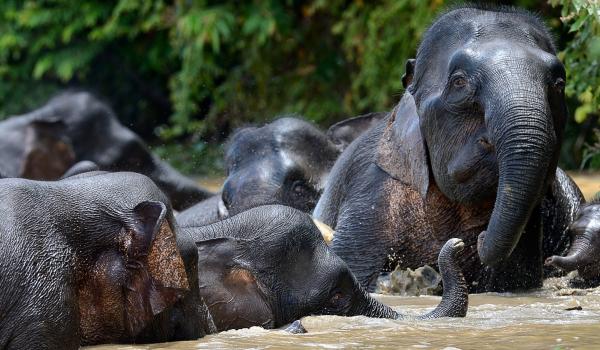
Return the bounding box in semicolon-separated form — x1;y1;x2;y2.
457;41;559;70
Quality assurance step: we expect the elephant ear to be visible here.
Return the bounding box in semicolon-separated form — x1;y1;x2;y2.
402;58;416;89
60;160;100;179
79;201;189;343
375;92;430;199
327;112;388;151
124;201;189;336
20;118;75;180
196;238;274;331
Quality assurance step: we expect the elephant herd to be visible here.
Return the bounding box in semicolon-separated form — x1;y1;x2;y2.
0;5;599;349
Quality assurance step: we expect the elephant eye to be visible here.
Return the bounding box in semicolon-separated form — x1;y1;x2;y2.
292;180;308;195
330;291;344;306
554;77;565;91
452;76;467;88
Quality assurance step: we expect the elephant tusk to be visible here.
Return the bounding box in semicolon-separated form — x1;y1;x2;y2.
312;218;335;245
217;198;229;218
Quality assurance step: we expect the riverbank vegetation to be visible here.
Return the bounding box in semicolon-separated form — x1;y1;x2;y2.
0;0;598;174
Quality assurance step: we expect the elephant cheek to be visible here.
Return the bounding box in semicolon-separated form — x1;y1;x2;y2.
78;252;129;345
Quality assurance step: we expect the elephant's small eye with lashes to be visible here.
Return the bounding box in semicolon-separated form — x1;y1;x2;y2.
327;289;350;311
292;179;310;195
554;77;565;91
452;76;468;88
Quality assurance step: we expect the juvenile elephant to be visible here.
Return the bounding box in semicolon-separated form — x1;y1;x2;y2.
178;115;383;226
181;205;468;332
546;195;600;282
314;6;583;293
0;91;212;210
0;172;212;349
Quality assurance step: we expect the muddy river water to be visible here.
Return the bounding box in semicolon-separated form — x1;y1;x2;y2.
87;277;600;350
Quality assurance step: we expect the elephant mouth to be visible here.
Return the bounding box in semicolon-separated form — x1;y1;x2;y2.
448;134;496;185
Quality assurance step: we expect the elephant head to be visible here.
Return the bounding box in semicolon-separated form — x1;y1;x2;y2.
0;172;198;348
399;7;567;266
182;205;468;331
220;117;341;216
546;198;600;280
59;173;192;344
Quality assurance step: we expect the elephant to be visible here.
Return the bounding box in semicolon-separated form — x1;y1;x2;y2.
180;205;469;332
546;195;600;282
0;91;212;210
178;115;382;226
314;5;583;293
0;171;213;349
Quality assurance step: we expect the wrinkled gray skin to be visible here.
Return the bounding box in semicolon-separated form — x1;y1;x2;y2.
315;6;583;293
180;205;468;332
178;116;380;226
0;91;212;210
221;117;340;216
0;172;212;349
547;195;600;281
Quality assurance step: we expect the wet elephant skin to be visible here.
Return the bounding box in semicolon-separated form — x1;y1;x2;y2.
314;6;583;293
0;172;211;349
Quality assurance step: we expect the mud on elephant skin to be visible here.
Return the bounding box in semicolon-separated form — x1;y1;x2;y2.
0;172;212;349
314;5;582;293
178;115;381;226
180;205;468;332
0;91;212;210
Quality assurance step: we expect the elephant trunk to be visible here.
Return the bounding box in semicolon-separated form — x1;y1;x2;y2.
352;239;468;319
546;223;599;272
478;86;556;266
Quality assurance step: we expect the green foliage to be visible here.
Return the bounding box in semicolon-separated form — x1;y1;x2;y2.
549;0;600;123
0;0;440;139
0;0;598;173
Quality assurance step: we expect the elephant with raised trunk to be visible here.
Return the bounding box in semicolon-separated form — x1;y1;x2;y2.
180;205;468;331
314;6;583;293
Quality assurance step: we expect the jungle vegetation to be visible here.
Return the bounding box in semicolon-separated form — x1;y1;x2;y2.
0;0;598;174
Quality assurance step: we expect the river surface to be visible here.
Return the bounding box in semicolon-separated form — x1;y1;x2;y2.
87;277;600;350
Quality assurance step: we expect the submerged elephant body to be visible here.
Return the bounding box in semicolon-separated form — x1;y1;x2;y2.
0;172;211;349
315;6;582;292
0;92;212;210
180;205;468;332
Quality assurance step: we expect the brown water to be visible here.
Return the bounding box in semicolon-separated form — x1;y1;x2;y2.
87;277;600;350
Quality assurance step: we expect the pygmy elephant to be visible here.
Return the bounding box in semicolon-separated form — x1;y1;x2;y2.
178;115;383;226
180;205;468;332
0;171;212;349
0;91;212;210
314;6;583;293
